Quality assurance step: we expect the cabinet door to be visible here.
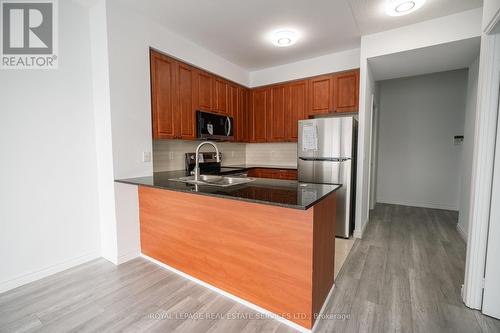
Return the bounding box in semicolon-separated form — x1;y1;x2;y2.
309;74;334;116
286;80;307;141
177;63;195;139
235;87;247;142
194;70;213;111
251;88;268;142
334;70;359;113
150;51;177;139
227;84;238;118
227;84;239;140
213;78;228;114
268;85;286;142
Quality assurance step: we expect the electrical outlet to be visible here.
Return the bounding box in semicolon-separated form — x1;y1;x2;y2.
142;152;152;163
169;152;174;160
231;151;235;157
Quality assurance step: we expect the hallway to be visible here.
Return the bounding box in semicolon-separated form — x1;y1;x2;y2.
317;204;500;332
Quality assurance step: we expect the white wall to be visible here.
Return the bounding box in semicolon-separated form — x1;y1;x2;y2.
376;70;468;210
100;0;251;262
249;48;360;87
245;143;298;167
356;8;483;238
153;140;247;172
458;57;480;239
0;0;101;292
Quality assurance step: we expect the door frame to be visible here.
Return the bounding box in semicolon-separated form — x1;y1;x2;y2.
463;28;500;309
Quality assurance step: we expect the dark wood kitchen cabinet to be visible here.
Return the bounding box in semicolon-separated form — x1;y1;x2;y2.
286;80;307;141
308;74;334;116
247;168;298;180
268;85;287;142
250;88;268;142
177;63;196;139
151;51;177;139
237;87;249;142
150;49;359;142
227;83;238;118
194;69;213;112
334;70;359;113
213;77;228;115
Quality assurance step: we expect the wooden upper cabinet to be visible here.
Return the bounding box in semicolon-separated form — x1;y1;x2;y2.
286;80;307;141
213;78;228;114
227;84;239;140
268;85;286;142
177;63;195;139
150;51;177;139
150;49;359;142
235;87;248;142
309;74;334;116
251;88;268;142
334;70;359;113
194;69;213;111
227;84;238;118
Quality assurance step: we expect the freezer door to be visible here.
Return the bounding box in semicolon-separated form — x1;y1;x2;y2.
298;159;352;238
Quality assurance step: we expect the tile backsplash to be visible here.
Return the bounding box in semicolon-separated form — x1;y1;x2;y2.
153;140;298;172
153;140;246;172
246;143;297;167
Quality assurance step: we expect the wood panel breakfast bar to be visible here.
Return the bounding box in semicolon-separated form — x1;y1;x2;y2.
116;171;340;331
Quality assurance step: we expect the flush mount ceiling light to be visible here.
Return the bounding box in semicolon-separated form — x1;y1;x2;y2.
271;30;298;47
386;0;425;16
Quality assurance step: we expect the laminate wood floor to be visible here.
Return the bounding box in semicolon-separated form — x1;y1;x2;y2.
1;204;499;333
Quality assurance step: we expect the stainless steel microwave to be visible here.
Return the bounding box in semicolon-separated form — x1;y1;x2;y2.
196;111;233;140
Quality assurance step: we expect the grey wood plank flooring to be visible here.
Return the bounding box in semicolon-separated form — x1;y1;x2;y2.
1;204;499;333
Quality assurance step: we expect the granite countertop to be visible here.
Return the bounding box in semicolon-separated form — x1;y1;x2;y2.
115;170;340;210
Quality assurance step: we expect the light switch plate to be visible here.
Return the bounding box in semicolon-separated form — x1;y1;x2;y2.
142;151;152;163
169;152;174;160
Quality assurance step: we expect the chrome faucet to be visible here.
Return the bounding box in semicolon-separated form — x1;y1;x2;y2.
194;141;220;181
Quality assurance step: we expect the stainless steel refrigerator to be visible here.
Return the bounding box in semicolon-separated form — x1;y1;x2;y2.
298;116;357;238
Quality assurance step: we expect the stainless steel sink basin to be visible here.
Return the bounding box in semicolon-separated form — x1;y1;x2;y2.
169;175;255;187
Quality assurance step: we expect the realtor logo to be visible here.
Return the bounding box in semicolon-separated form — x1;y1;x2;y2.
1;0;58;69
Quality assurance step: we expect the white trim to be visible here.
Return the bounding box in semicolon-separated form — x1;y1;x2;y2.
457;223;468;243
116;249;141;265
484;8;500;35
0;251;100;294
463;33;500;310
376;199;458;211
353;218;369;239
141;254;334;333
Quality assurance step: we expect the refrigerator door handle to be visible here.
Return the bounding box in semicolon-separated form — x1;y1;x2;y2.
299;157;350;162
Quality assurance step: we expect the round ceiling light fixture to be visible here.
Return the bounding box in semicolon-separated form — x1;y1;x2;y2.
386;0;425;16
271;30;298;47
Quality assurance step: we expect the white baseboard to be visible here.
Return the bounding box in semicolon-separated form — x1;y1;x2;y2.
457;223;468;243
116;249;141;265
376;199;458;211
0;250;100;294
142;254;331;333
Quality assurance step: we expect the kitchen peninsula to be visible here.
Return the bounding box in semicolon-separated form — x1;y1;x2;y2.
116;172;340;331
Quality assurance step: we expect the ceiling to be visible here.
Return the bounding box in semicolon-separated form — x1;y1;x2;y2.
348;0;483;35
369;37;481;81
119;0;483;71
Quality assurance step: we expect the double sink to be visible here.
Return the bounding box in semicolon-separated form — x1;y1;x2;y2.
170;174;255;187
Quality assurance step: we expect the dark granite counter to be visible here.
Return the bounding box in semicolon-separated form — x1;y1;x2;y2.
115;170;340;210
